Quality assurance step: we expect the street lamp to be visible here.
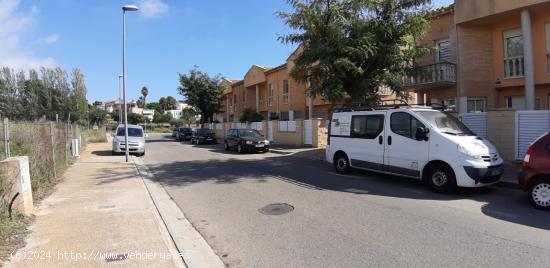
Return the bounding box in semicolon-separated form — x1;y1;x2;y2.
122;4;139;162
118;74;123;123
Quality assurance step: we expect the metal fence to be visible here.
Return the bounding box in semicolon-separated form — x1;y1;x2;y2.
0;119;88;191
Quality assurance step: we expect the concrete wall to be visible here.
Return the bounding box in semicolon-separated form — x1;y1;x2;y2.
271;120;304;147
487;109;517;161
0;156;33;216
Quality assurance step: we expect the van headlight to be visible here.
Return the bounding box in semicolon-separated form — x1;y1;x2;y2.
458;144;483;161
264;140;270;144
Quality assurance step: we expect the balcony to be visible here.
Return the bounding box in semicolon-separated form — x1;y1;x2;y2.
402;62;457;88
504;56;524;78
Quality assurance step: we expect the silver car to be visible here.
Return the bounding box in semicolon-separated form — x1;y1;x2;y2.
112;124;146;156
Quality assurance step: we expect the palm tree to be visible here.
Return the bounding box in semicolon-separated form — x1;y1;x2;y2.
141;86;149;132
141;86;149;108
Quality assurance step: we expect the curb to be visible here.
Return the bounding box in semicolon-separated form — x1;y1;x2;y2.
132;157;225;268
269;149;292;155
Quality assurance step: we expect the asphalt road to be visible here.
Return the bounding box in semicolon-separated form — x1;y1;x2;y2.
142;134;550;268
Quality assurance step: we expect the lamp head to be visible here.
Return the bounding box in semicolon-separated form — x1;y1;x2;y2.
122;5;139;12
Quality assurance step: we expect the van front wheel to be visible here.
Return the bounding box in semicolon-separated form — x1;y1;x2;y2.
334;153;351;174
426;164;457;193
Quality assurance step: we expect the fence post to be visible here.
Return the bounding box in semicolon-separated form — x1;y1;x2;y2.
64;123;69;164
3;118;10;159
50;122;57;178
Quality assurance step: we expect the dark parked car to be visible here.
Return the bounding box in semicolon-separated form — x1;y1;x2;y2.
519;132;550;210
177;127;193;141
224;128;270;153
191;128;217;144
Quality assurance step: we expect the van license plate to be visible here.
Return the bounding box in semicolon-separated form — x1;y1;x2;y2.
256;144;264;148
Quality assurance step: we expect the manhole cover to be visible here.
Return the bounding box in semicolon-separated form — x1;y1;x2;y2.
259;203;294;215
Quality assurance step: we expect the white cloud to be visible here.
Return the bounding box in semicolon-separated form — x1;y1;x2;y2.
137;0;168;18
37;33;59;44
0;0;56;70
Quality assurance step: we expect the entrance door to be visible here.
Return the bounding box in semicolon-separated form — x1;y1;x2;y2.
347;112;386;171
384;111;429;178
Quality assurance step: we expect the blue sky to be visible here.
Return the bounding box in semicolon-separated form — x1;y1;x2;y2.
0;0;454;103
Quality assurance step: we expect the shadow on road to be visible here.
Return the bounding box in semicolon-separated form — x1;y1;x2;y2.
142;135;550;230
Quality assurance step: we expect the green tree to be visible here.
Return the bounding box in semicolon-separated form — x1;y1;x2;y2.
159;96;177;111
70;68;88;123
180;107;197;126
239;108;263;123
177;68;224;123
89;106;107;125
278;0;431;104
146;102;162;114
127;113;145;124
153;111;172;123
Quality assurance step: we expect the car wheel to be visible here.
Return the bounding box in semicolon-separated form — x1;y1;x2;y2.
426;164;457;194
263;149;269;153
529;179;550;210
224;142;229;151
334;153;351;174
237;144;243;154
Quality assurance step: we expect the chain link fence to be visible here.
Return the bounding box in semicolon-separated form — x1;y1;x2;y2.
0;119;90;194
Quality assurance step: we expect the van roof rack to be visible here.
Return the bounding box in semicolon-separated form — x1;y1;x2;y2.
333;100;453;113
332;99;410;112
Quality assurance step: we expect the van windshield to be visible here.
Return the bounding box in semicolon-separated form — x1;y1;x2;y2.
116;127;143;137
415;111;474;136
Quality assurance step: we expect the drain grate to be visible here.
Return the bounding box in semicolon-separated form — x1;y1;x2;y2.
259;203;294;215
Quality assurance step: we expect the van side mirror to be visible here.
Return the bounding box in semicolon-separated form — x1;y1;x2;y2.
415;127;429;141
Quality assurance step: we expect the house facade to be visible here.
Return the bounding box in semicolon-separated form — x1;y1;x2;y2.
405;0;550;112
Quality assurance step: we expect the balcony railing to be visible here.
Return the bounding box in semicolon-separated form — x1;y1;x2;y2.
504;56;524;78
402;62;456;88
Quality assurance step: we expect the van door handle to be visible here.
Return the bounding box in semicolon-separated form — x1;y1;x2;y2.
388;136;392;145
378;135;383;145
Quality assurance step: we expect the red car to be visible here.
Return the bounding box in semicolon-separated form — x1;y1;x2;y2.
519;132;550;210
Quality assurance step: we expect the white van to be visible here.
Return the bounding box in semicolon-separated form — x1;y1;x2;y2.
325;105;503;193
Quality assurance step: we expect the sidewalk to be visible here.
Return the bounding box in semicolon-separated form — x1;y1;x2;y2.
7;142;185;267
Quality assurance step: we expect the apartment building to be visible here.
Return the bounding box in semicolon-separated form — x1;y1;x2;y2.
405;0;550;112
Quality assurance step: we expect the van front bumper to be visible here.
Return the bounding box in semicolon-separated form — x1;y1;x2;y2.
456;165;502;187
112;143;145;153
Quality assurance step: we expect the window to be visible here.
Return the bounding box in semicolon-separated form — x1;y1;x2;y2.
351;115;384;139
505;96;526;110
390;112;425;140
467;97;486;113
280;112;289;121
283;80;289;104
504;29;524;78
268;84;274;106
437;39;451;62
442;98;456;111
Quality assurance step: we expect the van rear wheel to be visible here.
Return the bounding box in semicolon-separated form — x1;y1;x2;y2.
334;153;351;174
426;163;457;193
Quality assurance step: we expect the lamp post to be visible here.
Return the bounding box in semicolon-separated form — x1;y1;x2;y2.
122;4;139;162
118;74;123;123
